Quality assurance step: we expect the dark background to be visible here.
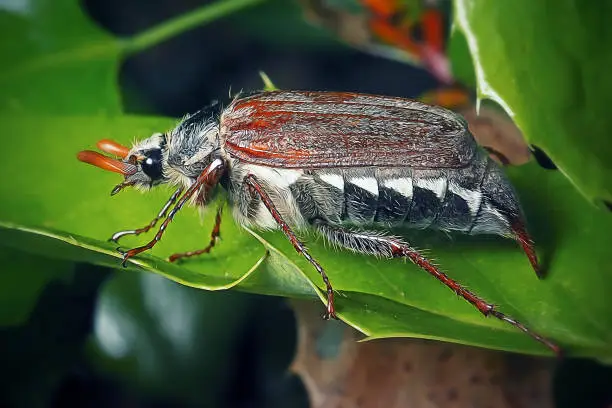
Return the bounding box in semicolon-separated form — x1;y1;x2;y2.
90;0;437;117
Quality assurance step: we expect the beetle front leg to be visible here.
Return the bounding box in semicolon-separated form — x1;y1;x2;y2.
314;221;562;357
118;159;226;266
110;187;183;243
168;205;224;262
243;174;338;320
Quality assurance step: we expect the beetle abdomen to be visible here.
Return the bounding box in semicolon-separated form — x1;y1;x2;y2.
287;153;517;237
230;151;521;239
300;167;480;231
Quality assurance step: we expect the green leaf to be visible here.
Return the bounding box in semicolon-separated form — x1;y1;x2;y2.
0;0;264;114
0;1;123;113
453;0;612;207
0;247;74;326
1;113;611;359
447;29;476;88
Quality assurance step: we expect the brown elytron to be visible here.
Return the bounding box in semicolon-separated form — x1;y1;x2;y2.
223;92;475;168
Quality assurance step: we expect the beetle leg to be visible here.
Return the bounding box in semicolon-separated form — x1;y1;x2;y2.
118;159;226;266
314;221;561;357
510;219;543;279
243;174;338;320
109;187;183;243
168;205;224;262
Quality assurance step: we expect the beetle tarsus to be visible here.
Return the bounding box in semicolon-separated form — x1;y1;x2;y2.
489;310;563;358
109;188;185;244
109;226;151;243
117;246;148;267
323;293;338;320
116;247;130;267
109;230;136;243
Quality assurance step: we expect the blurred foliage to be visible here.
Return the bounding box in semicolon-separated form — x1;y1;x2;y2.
0;263;109;407
0;248;74;326
86;272;300;406
0;0;611;405
297;0;454;83
0;0;122;114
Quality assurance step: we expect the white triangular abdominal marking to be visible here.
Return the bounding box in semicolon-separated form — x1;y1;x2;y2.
414;178;447;201
244;164;303;189
382;178;413;199
319;173;344;191
349;177;379;196
448;181;482;216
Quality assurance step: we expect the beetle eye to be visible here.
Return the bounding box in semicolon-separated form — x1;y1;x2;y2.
141;148;163;181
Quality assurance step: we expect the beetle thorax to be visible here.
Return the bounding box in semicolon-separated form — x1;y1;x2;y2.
165;112;224;190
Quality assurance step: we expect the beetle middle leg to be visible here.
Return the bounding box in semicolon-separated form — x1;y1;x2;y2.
314;221;561;356
243;174;338;320
109;187;183;243
168;206;224;262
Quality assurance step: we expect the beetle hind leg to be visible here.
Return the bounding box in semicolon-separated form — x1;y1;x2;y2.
168;206;224;262
314;221;561;356
510;218;543;279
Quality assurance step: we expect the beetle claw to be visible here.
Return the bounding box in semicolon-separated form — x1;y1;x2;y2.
116;247;130;267
322;311;338;320
322;303;338;320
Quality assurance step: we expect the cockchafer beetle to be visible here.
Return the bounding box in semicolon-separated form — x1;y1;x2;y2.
78;90;560;355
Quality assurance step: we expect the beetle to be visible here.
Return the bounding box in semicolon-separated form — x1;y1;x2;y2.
77;90;560;355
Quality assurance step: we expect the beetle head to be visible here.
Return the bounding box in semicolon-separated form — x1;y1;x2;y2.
77;133;168;195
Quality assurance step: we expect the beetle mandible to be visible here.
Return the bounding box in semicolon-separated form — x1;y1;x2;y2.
77;90;560;355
